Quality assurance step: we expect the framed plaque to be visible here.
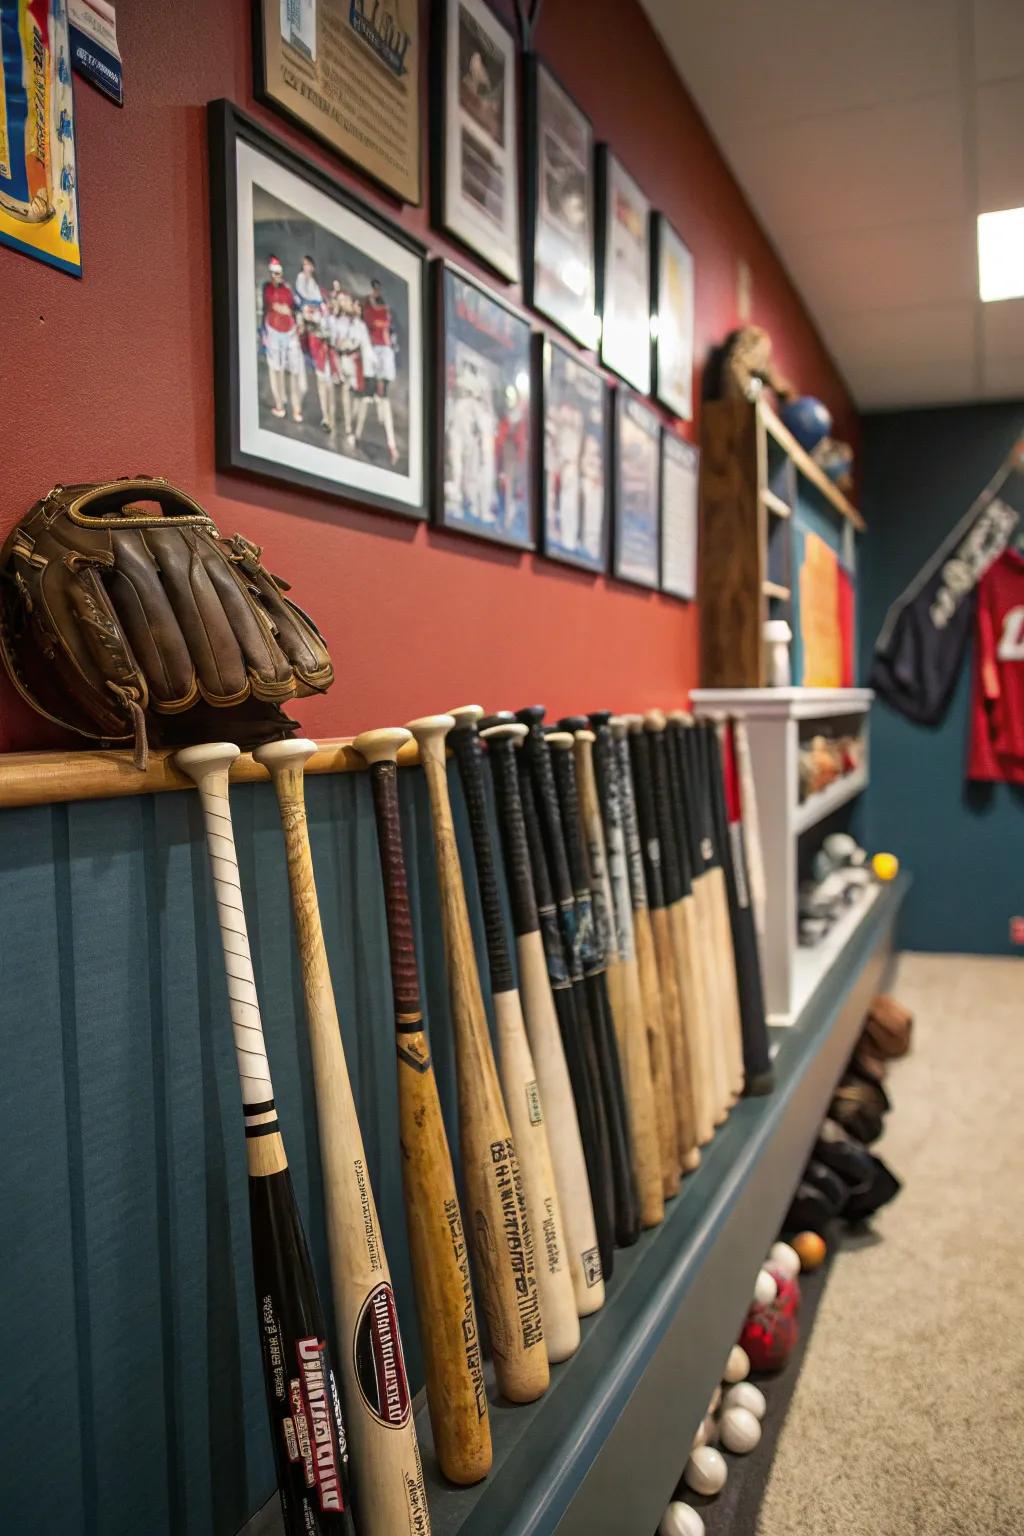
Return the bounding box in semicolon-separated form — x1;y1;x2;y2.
433;0;519;282
660;432;699;600
613;391;660;588
652;214;695;420
537;335;609;573
597;147;651;393
254;0;421;204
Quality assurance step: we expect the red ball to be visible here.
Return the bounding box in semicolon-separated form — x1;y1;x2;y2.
740;1268;800;1371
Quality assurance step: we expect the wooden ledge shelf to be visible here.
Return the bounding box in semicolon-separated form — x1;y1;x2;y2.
760;403;864;531
762;580;791;600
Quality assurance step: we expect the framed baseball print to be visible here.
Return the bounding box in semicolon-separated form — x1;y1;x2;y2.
524;56;598;349
597;149;651;393
433;0;519;282
435;261;533;549
208;100;427;518
652;215;695;419
537;335;609;573
660;432;699;600
254;0;421;204
613;391;660;588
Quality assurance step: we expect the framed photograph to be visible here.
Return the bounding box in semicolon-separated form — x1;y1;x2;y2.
433;0;519;282
524;55;598;349
652;215;695;419
537;336;610;573
660;433;699;600
613;392;661;588
435;261;533;548
208;100;427;518
253;0;421;204
597;148;651;393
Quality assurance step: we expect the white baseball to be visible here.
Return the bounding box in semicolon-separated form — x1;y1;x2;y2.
723;1382;766;1421
719;1405;762;1454
723;1344;750;1383
684;1445;727;1496
754;1268;778;1306
659;1502;705;1536
768;1241;800;1280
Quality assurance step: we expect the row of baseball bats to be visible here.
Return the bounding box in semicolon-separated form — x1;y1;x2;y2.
174;706;771;1536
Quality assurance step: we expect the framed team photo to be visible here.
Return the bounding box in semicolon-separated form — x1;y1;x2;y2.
435;261;533;549
660;432;699;600
208;100;427;518
433;0;519;282
597;148;652;393
652;215;695;420
524;56;598;349
613;392;661;588
537;336;610;573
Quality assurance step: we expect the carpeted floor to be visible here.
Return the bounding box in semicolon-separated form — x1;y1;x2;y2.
759;951;1024;1536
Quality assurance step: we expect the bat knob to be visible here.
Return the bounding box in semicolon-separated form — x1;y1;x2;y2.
514;705;546;729
588;710;613;729
623;713;645;733
644;709;668;732
545;731;574;751
175;742;241;784
405;713;456;745
558;715;589;733
353;726;412;765
479;710;516;732
479;721;527;744
447;704;485;731
252;737;317;773
608;715;629;738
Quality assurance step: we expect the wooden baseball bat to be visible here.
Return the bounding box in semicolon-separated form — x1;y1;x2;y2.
565;718;664;1226
733;716;767;968
703;719;747;1098
176;743;355;1535
605;715;690;1185
352;727;491;1485
406;715;549;1405
447;706;581;1361
252;738;428;1534
479;719;606;1314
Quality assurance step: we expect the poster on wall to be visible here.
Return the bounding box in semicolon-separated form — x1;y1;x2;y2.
436;261;533;548
652;214;695;420
799;529;842;686
660;432;698;600
209;101;426;517
434;0;519;282
254;0;420;204
538;335;609;573
613;392;661;588
524;55;597;349
597;148;651;393
0;0;81;275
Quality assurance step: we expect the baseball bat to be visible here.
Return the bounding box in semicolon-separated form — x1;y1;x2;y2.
176;743;355;1535
406;714;549;1405
538;721;640;1248
566;716;664;1225
447;706;581;1360
252;738;428;1534
352;727;491;1486
699;720;746;1098
489;713;617;1284
733;716;767;968
479;719;606;1313
604;715;688;1187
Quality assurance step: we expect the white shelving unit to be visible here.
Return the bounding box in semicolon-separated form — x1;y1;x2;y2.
692;687;874;1025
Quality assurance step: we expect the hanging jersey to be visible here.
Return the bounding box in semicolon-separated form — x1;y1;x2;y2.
968;547;1024;781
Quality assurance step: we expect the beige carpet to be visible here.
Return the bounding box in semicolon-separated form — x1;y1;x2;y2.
759;952;1024;1536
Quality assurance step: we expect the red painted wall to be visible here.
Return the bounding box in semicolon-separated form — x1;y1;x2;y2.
0;0;857;753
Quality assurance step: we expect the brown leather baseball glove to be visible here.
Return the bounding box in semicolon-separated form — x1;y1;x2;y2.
0;477;333;766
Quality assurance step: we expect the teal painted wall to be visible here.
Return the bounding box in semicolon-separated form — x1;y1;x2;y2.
861;403;1024;955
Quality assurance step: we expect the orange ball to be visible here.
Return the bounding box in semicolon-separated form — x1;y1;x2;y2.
791;1231;827;1271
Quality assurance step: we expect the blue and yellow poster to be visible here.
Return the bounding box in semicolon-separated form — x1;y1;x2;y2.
0;0;81;275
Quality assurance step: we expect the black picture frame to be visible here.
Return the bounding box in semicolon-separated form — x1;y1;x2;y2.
523;53;598;350
430;0;520;283
651;213;695;420
612;389;661;589
433;258;534;550
209;99;429;520
535;333;611;573
596;145;652;394
660;430;699;601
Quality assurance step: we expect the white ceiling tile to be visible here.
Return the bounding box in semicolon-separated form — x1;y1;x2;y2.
981;354;1024;396
821;304;976;374
976;79;1024;213
982;298;1024;358
783;221;976;315
722;95;966;237
854;357;979;410
973;0;1024;85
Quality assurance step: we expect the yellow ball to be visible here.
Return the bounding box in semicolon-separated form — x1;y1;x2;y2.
791;1231;827;1271
872;852;899;881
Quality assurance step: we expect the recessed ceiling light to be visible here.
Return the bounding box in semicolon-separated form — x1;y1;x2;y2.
978;208;1024;303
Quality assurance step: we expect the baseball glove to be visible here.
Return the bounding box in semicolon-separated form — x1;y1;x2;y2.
0;476;333;766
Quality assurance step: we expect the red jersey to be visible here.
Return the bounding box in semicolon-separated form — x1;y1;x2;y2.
967;547;1024;781
362;298;392;347
262;281;296;333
